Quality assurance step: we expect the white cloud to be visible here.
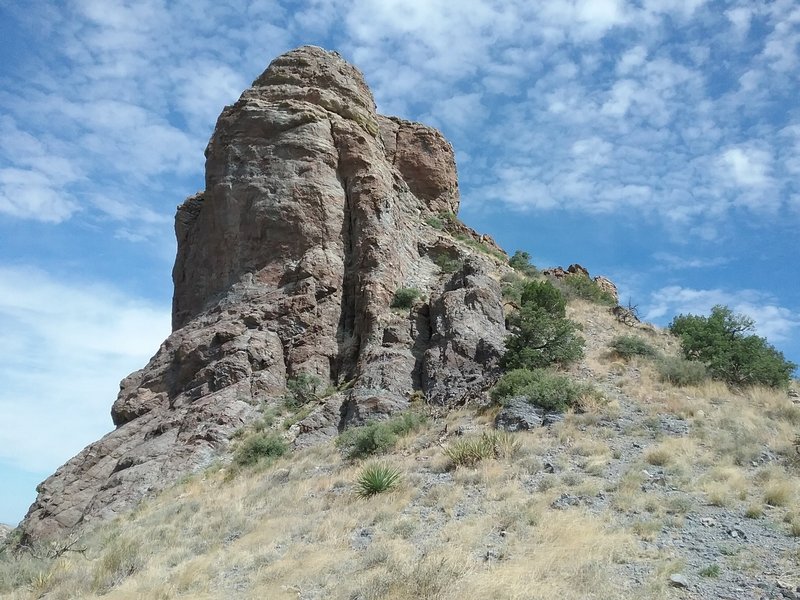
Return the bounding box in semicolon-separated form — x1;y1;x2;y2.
429;93;485;130
726;6;752;35
617;45;648;74
0;267;170;472
718;146;773;188
653;252;730;270
0;169;79;223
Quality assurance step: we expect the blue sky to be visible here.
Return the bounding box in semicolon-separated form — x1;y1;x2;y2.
0;0;798;525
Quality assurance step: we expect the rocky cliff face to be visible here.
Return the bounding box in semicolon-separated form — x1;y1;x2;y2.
20;46;508;541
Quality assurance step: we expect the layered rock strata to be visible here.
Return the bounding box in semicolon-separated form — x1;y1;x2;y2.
21;46;507;540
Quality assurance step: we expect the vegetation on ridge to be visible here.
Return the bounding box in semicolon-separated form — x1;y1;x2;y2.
501;280;584;370
670;305;796;388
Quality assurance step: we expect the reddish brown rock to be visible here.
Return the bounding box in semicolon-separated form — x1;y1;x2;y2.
21;46;507;541
593;276;619;303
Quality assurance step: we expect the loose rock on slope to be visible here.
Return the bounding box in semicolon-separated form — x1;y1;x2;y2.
20;46;507;540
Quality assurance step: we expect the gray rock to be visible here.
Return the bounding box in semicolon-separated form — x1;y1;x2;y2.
542;412;565;426
422;259;506;405
495;397;544;431
669;573;690;588
0;524;11;545
551;493;582;510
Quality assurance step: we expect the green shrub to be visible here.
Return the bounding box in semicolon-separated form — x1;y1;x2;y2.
610;335;658;360
491;368;595;412
356;463;402;497
426;211;457;230
391;287;422;309
669;305;796;388
520;280;567;317
433;253;462;274
283;373;322;409
445;431;521;468
509;250;539;277
490;369;597;412
502;305;584;370
656;356;708;386
500;273;527;304
233;432;287;467
556;274;616;306
337;412;427;459
502;279;584;370
699;564;720;578
425;215;445;230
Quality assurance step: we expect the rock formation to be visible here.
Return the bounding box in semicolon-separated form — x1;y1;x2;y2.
0;524;11;545
20;46;508;540
543;263;619;303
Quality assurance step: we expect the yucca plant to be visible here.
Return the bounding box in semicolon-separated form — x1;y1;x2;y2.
356;463;402;498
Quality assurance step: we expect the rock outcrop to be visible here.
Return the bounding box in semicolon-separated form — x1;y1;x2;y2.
543;263;619;303
20;46;507;541
0;524;11;545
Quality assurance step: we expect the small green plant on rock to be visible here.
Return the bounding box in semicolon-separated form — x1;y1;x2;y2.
283;373;322;409
699;564;720;578
391;287;422;309
356;463;402;497
453;233;506;261
433;253;462;274
425;211;457;231
425;215;445;230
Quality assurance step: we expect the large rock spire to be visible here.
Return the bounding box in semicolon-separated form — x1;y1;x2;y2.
21;46;506;541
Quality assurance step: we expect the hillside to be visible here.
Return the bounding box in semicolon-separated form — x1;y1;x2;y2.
3;296;800;599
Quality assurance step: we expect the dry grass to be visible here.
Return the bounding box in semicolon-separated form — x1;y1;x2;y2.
764;479;794;507
643;437;697;468
0;423;655;600
701;466;748;507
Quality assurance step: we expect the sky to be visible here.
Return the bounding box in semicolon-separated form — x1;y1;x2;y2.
0;0;798;525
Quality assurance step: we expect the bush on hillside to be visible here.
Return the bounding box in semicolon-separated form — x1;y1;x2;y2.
491;368;595;412
509;250;539;277
233;432;287;467
444;431;521;468
337;411;427;459
609;335;658;360
520;280;567;317
502;282;584;369
656;356;708;387
500;273;525;303
669;305;796;388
